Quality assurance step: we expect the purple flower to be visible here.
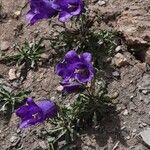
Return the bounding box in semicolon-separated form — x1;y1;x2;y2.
60;80;84;94
55;50;94;84
53;0;84;22
26;0;58;25
16;97;57;128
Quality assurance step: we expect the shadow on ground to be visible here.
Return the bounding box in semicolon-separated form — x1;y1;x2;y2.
78;105;128;149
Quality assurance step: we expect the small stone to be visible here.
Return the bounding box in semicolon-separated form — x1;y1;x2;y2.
142;89;148;95
126;136;130;140
142;122;147;127
14;11;21;18
0;41;10;51
98;0;106;6
10;135;18;143
123;109;129;116
38;141;47;149
115;46;122;52
132;129;137;133
17;128;21;134
139;123;144;128
112;71;120;78
130;95;134;100
121;126;126;130
8;68;17;80
112;53;128;67
56;85;63;92
140;129;150;147
40;53;49;60
111;92;119;99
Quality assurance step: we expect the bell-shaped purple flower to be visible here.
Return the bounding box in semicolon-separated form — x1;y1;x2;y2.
16;97;57;128
53;0;84;22
55;50;94;84
26;0;58;25
60;80;84;94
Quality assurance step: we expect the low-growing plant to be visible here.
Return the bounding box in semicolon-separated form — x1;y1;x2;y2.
1;39;44;69
45;50;112;149
47;79;111;149
47;14;118;69
0;86;30;113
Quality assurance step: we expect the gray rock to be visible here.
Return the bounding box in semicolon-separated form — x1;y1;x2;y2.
40;53;49;60
0;41;10;51
110;92;119;99
8;68;18;80
112;53;128;67
140;129;150;147
13;11;21;18
10;135;18;143
98;0;106;6
142;89;149;95
112;71;120;78
17;128;21;134
123;109;129;116
38;141;47;150
115;45;122;52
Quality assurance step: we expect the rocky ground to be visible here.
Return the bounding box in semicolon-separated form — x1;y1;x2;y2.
0;0;150;149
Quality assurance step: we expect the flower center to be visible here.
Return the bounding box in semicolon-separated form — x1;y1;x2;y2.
75;68;88;76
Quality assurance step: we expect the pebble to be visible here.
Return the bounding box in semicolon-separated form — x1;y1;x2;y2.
142;89;148;95
115;45;122;52
56;85;63;92
112;71;120;78
111;92;119;99
126;136;130;140
130;95;134;100
0;41;10;51
140;129;150;147
123;109;129;116
121;126;126;130
14;11;21;18
40;53;49;60
10;135;18;143
8;68;17;80
17;128;21;134
98;0;106;6
139;122;147;128
132;129;137;133
112;53;128;67
38;141;47;149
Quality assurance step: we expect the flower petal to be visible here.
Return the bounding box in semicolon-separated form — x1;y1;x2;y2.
80;52;92;63
70;4;82;16
64;50;79;63
36;100;57;119
55;63;75;80
59;11;72;22
61;81;83;94
75;63;94;83
16;98;57;128
26;0;57;25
